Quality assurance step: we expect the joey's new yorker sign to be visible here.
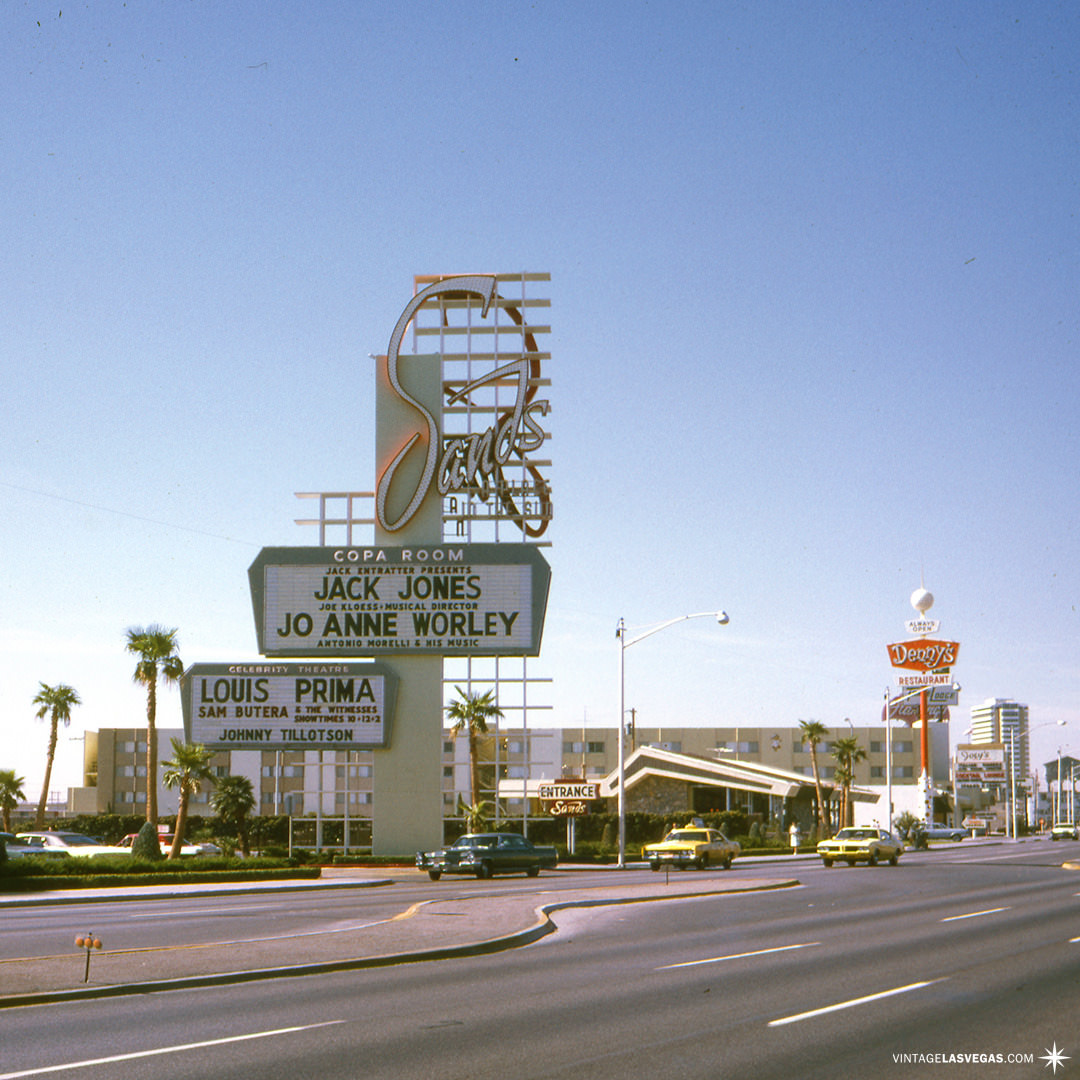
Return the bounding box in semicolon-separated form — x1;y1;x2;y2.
181;663;399;750
249;543;550;657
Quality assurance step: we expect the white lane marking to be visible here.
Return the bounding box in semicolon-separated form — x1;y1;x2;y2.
658;942;821;969
940;907;1011;922
0;1021;345;1079
128;907;266;917
768;980;944;1027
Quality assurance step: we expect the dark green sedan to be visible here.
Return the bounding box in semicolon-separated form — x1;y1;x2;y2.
417;832;559;881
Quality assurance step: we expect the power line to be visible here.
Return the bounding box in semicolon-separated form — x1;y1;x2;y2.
0;480;261;547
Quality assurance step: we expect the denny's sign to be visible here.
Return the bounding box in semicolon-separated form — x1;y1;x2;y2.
887;638;959;687
887;639;960;671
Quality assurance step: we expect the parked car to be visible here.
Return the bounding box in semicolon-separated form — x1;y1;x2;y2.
1050;822;1078;841
817;827;903;867
416;832;558;880
923;823;966;841
0;832;68;859
642;826;740;871
15;831;130;857
116;833;219;856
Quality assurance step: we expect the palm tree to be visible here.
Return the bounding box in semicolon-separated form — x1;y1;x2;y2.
125;625;184;824
799;719;829;836
32;683;81;828
211;775;256;855
161;739;214;859
445;687;504;808
0;769;26;833
832;735;868;828
457;796;492;834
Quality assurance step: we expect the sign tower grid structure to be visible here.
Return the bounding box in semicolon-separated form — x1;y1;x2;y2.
295;272;553;852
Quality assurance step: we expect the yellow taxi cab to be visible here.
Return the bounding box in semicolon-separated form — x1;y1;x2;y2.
642;826;740;871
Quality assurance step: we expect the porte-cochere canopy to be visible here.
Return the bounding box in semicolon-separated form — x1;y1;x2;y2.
597;744;879;818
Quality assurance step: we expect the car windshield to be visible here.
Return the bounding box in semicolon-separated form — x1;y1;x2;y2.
55;834;102;846
836;829;875;840
666;831;709;842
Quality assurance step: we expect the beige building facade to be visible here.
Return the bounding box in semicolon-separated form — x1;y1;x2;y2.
71;722;947;832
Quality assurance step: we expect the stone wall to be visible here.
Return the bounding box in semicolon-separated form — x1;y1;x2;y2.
625;774;692;815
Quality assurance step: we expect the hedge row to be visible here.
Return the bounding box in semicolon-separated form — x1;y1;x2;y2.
0;855;320;892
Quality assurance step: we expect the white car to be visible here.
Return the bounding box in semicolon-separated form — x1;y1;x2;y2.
1;832;67;859
15;831;130;857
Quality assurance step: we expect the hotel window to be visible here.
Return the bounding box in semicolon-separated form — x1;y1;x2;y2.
564;741;605;754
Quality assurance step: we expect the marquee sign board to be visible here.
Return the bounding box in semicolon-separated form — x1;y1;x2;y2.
955;743;1006;784
181;662;399;751
248;543;550;658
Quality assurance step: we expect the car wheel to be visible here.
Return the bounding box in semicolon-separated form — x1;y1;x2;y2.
846;859;856;867
475;861;492;879
696;855;708;870
822;858;833;867
649;861;661;872
526;864;540;877
721;855;732;870
889;853;899;866
868;851;878;866
427;869;442;881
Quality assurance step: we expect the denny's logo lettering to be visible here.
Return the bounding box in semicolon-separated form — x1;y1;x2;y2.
886;639;960;672
376;275;551;537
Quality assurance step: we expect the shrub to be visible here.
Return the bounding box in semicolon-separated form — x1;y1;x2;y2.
131;821;164;861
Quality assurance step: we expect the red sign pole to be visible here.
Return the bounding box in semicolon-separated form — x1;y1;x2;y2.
920;688;930;819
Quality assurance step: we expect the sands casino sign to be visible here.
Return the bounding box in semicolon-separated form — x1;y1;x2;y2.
376;274;552;539
185;273;553;756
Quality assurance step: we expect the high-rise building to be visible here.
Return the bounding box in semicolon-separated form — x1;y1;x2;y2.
969;698;1029;792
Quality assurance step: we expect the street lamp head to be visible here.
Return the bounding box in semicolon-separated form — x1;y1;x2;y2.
715;611;730;626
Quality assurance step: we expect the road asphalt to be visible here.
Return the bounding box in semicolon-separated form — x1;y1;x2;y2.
0;861;804;1008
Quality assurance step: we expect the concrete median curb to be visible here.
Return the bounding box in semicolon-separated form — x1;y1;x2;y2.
0;875;799;1009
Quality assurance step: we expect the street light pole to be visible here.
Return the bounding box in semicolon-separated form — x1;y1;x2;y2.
1009;727;1017;841
884;688;893;832
616;610;729;868
1006;720;1065;838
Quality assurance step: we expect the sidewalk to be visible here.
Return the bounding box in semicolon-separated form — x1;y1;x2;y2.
0;865;800;1007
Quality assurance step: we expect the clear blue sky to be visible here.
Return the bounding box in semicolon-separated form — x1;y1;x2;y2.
3;1;1077;799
